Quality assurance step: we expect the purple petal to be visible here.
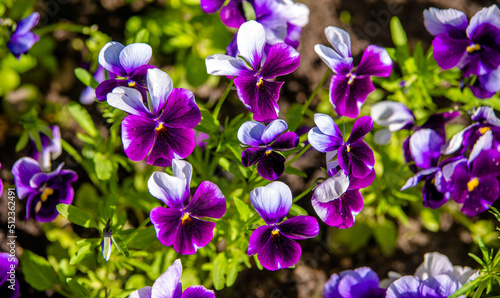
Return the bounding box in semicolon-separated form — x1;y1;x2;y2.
147;68;173;116
159;88;201;128
468;130;493;164
15;12;40;35
31;187;75;222
200;0;225;13
95;79;129;102
248;225;273;256
129;64;156;87
386;276;421;298
348;116;373;143
409;129;444;169
148;171;188;210
467;5;500;41
129;287;152;298
260;43;300;79
343;141;375;178
257;151;286;181
250;181;292;224
182;286;215;298
420;275;459;297
151;259;183;298
98;41;126;77
349;169;376;190
473;67;500;98
241;147;265;167
338;267;382;298
271;132;299;151
147;127;195;166
186;181;226;219
107;86;150;116
460;35;500;76
257;232;302;271
121;115;156;161
261;119;288;144
330;75;375;119
354;45;392;77
423;8;468;36
471;149;500;177
314;44;353;74
220;0;246;28
12;157;40;199
444;124;477;155
313;189;363;228
278;216;319;240
432;32;469;70
460;176;499;216
401;168;440;191
237;121;266;146
119;43;152;75
205;54;251;76
238;21;266;71
151;207;184;247
234;76;282;122
323;273;342;298
311;196;343;227
312;171;350;203
7;31;39;59
314;113;343;139
308;127;342;153
324;26;351;58
472;106;500;127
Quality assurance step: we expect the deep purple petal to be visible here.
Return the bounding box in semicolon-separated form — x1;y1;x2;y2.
147;127;195;167
471;149;500;177
12;157;40;199
95;79;129;102
461;176;499;216
234;76;282;122
32;187;74;222
409;129;444;170
248;225;273;256
146;68;173;117
257;233;302;271
121;115;156;162
159;88;201;129
129;64;156;88
346;141;375;178
151;259;182;298
432;32;469;70
312;196;343;227
98;41;126;77
7;31;39;59
354;45;392;77
250;181;292;225
422;175;449;209
220;0;246;28
278;216;319;240
200;0;225;13
182;286;215;298
349;169;376;190
241;147;265;167
423;8;468;36
151;207;184;247
257;151;286;181
271;132;299;151
330;75;374;119
313;190;363;228
237;21;266;71
260;43;300;79
348;116;373;143
119;43;152;75
338;267;382;298
237;121;266;146
447;159;469;204
261;119;288;144
186;181;226;219
148;171;187;210
467;5;500;42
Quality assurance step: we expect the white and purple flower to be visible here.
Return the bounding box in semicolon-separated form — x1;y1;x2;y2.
370;101;416;145
6;12;39;59
248;182;319;271
26;125;62;172
12;157;78;222
149;160;226;255
107;68;201;167
238;119;299;181
206;20;300;122
315;27;392;118
129;259;214;298
323;267;386;298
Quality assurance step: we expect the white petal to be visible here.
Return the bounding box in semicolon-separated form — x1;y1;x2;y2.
313;170;349;203
147;68;173;115
324;26;351;58
107;87;150;116
205;54;249;76
237;21;266;70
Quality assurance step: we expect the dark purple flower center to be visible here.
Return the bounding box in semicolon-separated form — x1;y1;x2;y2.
466;43;481;54
467;177;479;192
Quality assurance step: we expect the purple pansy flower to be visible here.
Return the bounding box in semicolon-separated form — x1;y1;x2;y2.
107;68;201;167
201;0;246;27
206;20;300;122
96;41;156;102
129;259;215;298
386;275;459;298
27;125;62;172
414;252;477;285
0;252;18;298
149;160;226;254
12;157;78;222
80;65;106;104
323;267;386;298
6;12;39;59
315;27;392;118
370;101;416;145
312;169;375;228
248;181;319;271
238;119;299;181
308;114;375;178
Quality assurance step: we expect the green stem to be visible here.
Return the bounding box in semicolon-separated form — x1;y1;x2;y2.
293;178;321;202
125;217;151;244
213;79;234;120
301;69;330;115
286;143;311;166
36;23;88;36
473;279;488;298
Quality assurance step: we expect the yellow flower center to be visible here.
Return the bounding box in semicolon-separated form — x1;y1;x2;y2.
467;178;479;192
256;77;263;87
265;148;273;156
480;127;491;135
181;212;191;225
155;122;165;132
271;228;280;237
128;81;136;87
346;144;351;153
41;188;54;203
466;44;481;53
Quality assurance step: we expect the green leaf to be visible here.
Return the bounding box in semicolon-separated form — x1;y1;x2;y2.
134;28;150;43
56;204;98;228
373;219;397;256
420;208;440;232
212;253;227;290
68;102;98;137
111;235;130;257
289;204;308;216
390;16;407;47
233;197;251;222
242;0;256;20
448;277;482;298
226;259;239;287
284;166;307;178
21;250;59;291
75;67;99;89
94;153;114;180
67;278;89;298
15;130;30;152
197;110;219;134
70;244;92;265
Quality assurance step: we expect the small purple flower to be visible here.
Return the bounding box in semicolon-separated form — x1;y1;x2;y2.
370;101;415;145
308;114;375;178
386;275;459;298
323;267;386;298
0;252;18;298
27;125;62;172
206;20;300;122
12;157;78;222
107;68;201;167
315;27;392;118
149;160;226;255
470;67;500;99
96;41;156;102
129;259;215;298
201;0;246;27
6;12;39;59
80;65;106;104
312;169;375;228
238;119;299;181
248;182;319;271
194;130;209;150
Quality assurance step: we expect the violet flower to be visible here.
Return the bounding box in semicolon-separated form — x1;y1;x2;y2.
149;160;226;254
0;252;18;298
200;0;246;27
206;20;300;122
129;259;214;298
248;181;319;271
315;27;392;118
386;275;459;298
12;157;78;222
308;114;375;178
370;101;415;145
414;252;477;285
107;68;201;167
96;41;155;101
6;12;39;59
80;65;106;104
238;119;299;181
27;125;62;172
312;169;375;228
323;267;386;298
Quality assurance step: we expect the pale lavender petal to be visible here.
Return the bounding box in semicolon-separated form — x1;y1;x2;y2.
271;132;299;151
423;8;468;36
186;181;226;219
312;171;350;203
260;43;300;79
148;171;187;210
250;181;292;224
119;43;152;75
472;106;500;127
444;124;477;155
468;130;492;164
12;157;40;199
370;101;415;131
354;45;392;77
278;216;319;240
420;275;459;297
373;129;393;145
323;273;341;298
7;31;39;59
247;225;273;256
257;233;301;271
386;276;421;298
205;54;251;76
15;12;40;35
409;129;444;169
182;286;215;298
237;21;266;71
151;259;182;298
338;267;382;298
308;127;343;153
348;116;373;143
415;252;454;280
314;113;343;138
129;287;152;298
477;67;500;95
98;41;126;76
147;68;173;116
324;26;351;58
241;147;265;167
237;121;266;146
121;115;156;161
401;168;439;191
159;88;201;129
314;44;353;75
257;151;286;181
107;87;150;116
261;119;287;144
